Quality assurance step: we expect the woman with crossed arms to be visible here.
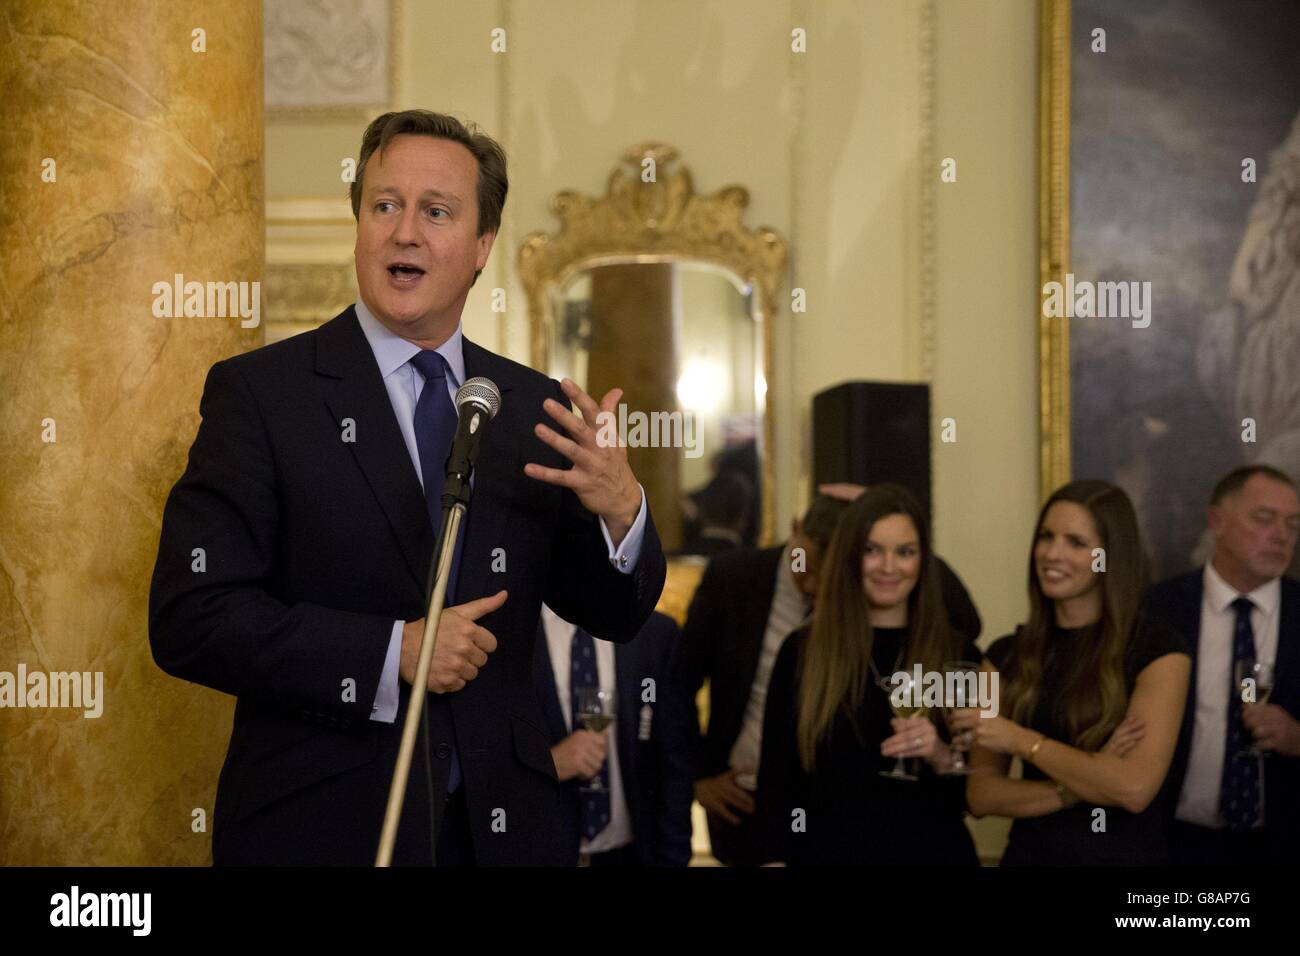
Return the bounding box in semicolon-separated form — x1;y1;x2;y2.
951;480;1190;865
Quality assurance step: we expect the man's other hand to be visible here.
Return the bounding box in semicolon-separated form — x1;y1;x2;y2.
400;590;506;693
550;729;609;781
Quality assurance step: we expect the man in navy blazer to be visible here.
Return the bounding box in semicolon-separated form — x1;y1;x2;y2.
1146;465;1300;865
148;110;665;866
533;606;693;866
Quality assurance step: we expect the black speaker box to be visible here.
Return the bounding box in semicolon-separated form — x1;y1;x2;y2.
811;381;932;521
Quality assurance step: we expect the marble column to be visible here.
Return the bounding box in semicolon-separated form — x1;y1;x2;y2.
0;1;264;864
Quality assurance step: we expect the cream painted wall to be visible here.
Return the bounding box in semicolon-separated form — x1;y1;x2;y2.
932;0;1039;650
931;0;1039;862
265;0;1041;862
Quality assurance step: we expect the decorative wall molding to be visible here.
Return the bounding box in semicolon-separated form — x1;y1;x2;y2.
786;0;810;524
264;198;357;342
264;0;399;116
265;262;357;325
918;0;937;386
497;0;515;356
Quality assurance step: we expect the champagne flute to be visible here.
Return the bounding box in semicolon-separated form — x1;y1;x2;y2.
1235;660;1275;757
575;687;615;791
940;659;980;776
879;671;921;782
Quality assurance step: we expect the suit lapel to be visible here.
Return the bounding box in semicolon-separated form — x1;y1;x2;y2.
454;337;517;601
314;316;520;600
1262;578;1300;815
316;308;432;594
1181;572;1205;665
1275;579;1300;705
614;640;640;816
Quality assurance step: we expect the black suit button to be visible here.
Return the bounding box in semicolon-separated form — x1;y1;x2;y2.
435;742;451;759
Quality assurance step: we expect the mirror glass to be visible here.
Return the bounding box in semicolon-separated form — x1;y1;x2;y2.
548;260;765;555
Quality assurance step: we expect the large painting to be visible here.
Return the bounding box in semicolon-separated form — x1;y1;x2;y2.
1041;0;1300;580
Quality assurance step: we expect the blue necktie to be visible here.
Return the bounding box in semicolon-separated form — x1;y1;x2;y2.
1220;596;1260;831
410;349;465;793
570;626;611;841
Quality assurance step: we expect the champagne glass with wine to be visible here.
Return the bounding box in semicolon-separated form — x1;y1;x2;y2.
940;659;980;776
879;671;921;782
576;686;615;791
1235;660;1275;757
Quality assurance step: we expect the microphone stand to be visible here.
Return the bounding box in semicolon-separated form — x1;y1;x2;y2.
374;500;465;867
375;391;490;867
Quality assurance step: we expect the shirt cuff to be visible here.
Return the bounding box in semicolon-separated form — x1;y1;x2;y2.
370;621;403;723
598;483;647;575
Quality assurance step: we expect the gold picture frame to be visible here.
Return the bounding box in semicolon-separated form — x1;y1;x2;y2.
1039;0;1072;500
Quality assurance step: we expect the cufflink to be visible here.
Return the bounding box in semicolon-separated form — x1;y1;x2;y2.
618;555;628;568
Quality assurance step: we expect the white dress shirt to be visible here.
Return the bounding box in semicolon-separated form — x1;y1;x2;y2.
727;551;811;785
541;603;633;853
351;299;649;722
1174;561;1280;828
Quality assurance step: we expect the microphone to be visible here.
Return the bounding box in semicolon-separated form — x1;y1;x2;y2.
442;376;501;505
379;375;500;866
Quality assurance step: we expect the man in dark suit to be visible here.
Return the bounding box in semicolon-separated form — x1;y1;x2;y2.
1147;464;1300;865
533;606;693;866
671;491;980;866
148;110;665;866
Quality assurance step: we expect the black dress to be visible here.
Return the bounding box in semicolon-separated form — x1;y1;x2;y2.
756;624;979;866
985;615;1189;865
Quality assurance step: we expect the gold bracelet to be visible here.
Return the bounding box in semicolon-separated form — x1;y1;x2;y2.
1026;735;1046;762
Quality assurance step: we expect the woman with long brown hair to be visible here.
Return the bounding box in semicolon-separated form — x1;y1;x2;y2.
756;484;978;865
952;480;1190;864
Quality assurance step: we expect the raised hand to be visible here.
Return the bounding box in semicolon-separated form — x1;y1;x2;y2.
524;378;643;543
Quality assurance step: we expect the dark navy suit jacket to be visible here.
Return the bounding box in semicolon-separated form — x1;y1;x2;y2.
149;306;665;865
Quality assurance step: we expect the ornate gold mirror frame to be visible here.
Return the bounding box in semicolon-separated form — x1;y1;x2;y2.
518;143;788;590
